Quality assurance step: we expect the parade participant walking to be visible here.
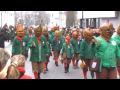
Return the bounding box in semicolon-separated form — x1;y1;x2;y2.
28;25;47;79
49;26;58;41
71;30;80;69
52;30;63;66
23;26;34;59
112;24;120;78
95;23;120;79
61;35;74;73
12;24;26;56
42;26;52;72
80;28;96;79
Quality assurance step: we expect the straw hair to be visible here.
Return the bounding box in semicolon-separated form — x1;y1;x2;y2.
116;24;120;32
100;23;110;31
16;24;24;31
7;65;20;79
42;26;48;32
11;55;25;67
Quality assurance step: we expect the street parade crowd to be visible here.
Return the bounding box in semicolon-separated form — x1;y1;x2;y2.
0;22;120;79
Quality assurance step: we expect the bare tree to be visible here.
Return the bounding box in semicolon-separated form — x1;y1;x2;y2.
15;11;50;26
66;11;77;27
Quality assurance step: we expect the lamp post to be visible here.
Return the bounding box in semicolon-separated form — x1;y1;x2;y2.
82;11;83;28
80;11;84;29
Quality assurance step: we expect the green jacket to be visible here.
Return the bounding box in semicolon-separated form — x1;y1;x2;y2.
24;33;34;50
51;36;63;51
61;43;74;59
112;33;120;48
12;37;26;55
71;38;80;54
28;35;47;62
49;31;55;40
95;36;120;69
41;35;51;55
80;39;96;60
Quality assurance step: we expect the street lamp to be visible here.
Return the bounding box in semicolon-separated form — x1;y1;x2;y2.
81;11;84;28
80;11;84;29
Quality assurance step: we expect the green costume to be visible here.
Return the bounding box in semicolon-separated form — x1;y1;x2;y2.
42;34;52;55
61;43;74;59
71;38;80;54
95;36;120;71
12;37;26;56
28;35;48;62
80;39;96;60
49;31;55;41
51;36;63;51
112;33;120;48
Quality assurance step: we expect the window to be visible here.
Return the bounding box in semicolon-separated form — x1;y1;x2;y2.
80;18;100;29
86;19;89;28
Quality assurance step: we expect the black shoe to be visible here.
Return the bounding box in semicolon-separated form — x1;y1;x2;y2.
38;73;41;79
64;71;68;73
91;72;94;79
67;64;69;72
55;62;58;66
46;68;48;71
64;67;68;73
67;68;69;73
64;69;68;73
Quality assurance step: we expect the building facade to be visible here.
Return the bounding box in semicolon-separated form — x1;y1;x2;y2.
100;11;120;28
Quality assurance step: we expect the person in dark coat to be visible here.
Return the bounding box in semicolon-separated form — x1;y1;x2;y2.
0;29;8;48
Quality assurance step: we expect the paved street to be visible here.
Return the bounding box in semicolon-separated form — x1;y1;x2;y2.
5;41;92;79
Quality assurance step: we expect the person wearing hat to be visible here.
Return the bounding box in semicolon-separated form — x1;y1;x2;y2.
28;25;47;79
112;24;120;78
49;26;57;43
12;24;26;56
51;30;63;66
42;26;52;72
60;35;74;73
95;23;120;79
80;28;96;79
22;26;34;60
71;30;80;69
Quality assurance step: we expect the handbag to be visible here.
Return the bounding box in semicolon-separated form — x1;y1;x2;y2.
90;58;101;72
